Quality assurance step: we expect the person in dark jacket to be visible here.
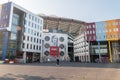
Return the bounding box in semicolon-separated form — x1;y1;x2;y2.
56;59;59;65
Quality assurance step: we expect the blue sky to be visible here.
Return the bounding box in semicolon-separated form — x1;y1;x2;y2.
0;0;120;22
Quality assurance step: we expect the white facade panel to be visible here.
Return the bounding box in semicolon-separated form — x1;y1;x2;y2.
43;33;68;62
74;33;90;62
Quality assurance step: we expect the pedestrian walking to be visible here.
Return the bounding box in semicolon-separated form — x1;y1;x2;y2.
56;58;60;66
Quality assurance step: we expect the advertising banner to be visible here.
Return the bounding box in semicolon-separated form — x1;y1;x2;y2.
50;46;59;57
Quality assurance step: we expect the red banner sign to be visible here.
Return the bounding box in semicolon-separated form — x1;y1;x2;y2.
50;46;59;57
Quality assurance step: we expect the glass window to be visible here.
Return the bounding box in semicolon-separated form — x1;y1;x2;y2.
22;43;25;48
38;25;39;29
12;14;19;25
104;35;106;38
29;14;31;19
37;39;39;43
36;45;38;50
27;44;29;49
11;25;17;33
10;33;17;40
39;46;41;50
110;35;112;38
28;21;30;26
40;33;41;37
108;23;111;26
32;16;34;21
39;39;41;44
31;37;33;42
116;28;118;32
32;23;34;27
23;27;25;33
90;31;92;34
33;45;35;50
34;38;36;42
31;30;33;35
37;32;39;36
35;24;36;29
87;31;89;34
34;31;36;36
23;35;25;40
119;34;120;38
30;44;32;49
38;19;39;23
24;19;27;25
109;29;111;32
119;22;120;25
89;36;91;40
28;28;30;34
86;26;88;29
93;30;95;34
40;26;42;31
93;36;96;40
27;36;29;41
115;22;118;26
106;30;108;32
35;17;37;22
89;25;91;28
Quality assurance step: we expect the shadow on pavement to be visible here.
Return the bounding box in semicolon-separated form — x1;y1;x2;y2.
0;73;65;80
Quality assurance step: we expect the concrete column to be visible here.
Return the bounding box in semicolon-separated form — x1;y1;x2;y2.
40;40;44;63
32;53;35;62
40;52;42;63
23;52;26;63
98;42;101;62
108;41;112;63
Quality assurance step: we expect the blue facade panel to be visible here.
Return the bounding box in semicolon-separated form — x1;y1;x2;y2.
95;22;106;41
2;32;8;60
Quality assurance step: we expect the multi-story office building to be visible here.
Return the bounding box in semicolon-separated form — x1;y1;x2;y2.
0;2;43;63
86;20;120;63
74;32;90;62
43;32;68;62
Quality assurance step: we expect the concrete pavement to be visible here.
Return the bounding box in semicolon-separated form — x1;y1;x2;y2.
0;62;120;80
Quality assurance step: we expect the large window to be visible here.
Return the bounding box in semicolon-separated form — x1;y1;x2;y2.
12;14;19;25
90;42;108;55
10;33;17;40
12;13;19;33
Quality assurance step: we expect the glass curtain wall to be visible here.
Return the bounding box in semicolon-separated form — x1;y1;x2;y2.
90;42;108;55
111;41;120;62
6;13;19;60
90;41;109;62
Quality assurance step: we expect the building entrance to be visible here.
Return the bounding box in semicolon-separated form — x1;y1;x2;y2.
111;41;120;63
33;53;40;62
26;52;33;63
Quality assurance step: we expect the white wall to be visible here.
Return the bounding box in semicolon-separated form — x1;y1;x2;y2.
74;32;90;62
43;33;68;62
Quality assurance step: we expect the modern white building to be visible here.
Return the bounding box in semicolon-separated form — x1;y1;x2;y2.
0;2;43;63
74;32;90;62
43;32;69;62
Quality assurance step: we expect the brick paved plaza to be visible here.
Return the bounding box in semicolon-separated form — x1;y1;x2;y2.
0;62;120;80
